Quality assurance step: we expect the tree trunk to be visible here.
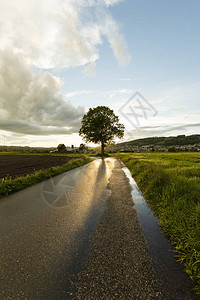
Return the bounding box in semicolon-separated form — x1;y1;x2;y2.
101;141;104;156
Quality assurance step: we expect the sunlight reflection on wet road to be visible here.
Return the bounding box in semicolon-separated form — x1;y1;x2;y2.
0;158;115;299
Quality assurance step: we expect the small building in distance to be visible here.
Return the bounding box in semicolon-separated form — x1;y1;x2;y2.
66;146;79;152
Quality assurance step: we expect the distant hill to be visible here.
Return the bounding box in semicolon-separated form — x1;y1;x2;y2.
109;134;200;150
0;145;56;152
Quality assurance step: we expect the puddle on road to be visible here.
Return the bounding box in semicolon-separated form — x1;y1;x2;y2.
56;158;114;298
122;166;199;299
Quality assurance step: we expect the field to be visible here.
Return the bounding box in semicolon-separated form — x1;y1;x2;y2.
0;155;75;180
115;152;200;290
0;153;92;198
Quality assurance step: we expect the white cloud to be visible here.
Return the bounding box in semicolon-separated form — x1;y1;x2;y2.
108;33;131;65
124;123;200;141
83;62;96;77
103;14;131;66
0;50;84;135
66;90;92;98
0;0;130;138
104;0;125;6
0;0;130;70
109;89;133;98
0;131;83;148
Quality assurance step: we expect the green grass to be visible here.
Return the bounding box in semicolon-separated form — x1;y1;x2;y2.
0;155;92;198
114;152;200;291
92;152;110;157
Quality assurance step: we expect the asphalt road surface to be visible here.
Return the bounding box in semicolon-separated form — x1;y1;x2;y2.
0;158;198;299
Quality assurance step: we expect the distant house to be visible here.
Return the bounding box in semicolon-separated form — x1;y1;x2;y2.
50;149;58;153
66;147;79;152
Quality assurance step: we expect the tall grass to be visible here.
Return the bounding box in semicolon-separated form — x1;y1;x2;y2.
0;155;92;198
115;152;200;291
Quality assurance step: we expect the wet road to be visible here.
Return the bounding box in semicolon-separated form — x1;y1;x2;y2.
0;158;198;299
0;158;113;299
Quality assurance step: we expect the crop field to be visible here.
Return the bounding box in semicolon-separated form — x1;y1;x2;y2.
0;155;74;180
0;154;92;198
115;152;200;290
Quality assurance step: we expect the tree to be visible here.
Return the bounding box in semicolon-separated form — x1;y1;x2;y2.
79;143;87;151
57;143;66;152
79;106;124;155
168;146;177;152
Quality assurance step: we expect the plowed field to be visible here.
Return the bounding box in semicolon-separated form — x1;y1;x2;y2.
0;155;74;179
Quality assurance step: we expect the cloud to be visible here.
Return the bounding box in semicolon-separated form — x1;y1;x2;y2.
109;89;133;98
83;62;96;77
66;90;92;98
0;0;130;70
104;0;125;6
109;33;131;65
0;49;84;135
0;0;130;137
140;123;200;133
124;123;200;141
0;119;76;136
103;14;131;66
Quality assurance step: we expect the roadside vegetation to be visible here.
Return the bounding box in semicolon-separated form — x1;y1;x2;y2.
115;152;200;292
0;155;92;198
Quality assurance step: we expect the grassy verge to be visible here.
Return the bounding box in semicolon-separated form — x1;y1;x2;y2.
92;152;110;157
0;155;92;198
114;152;200;292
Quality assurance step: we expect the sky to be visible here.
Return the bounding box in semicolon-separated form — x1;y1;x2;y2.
0;0;200;147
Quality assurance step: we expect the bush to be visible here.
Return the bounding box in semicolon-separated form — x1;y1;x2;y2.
168;146;177;152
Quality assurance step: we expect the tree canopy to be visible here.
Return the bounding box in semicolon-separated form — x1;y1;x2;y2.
57;143;66;152
79;106;124;155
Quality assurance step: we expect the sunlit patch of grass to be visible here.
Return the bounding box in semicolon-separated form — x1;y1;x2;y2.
92;152;110;157
0;155;92;198
114;152;200;292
